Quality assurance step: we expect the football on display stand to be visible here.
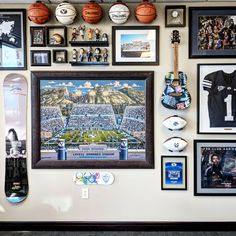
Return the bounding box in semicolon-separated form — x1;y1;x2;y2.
28;1;50;24
55;1;77;25
163;137;188;152
82;1;103;24
135;0;157;24
109;0;130;24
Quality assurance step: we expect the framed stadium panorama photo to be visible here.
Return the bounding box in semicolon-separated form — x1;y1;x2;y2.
194;140;236;196
189;7;236;58
197;63;236;134
31;71;154;169
0;9;27;70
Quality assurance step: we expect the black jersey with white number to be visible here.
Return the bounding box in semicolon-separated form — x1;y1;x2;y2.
203;70;236;127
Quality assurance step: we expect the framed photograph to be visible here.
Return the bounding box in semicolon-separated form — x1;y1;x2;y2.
46;26;67;47
31;71;154;169
112;26;159;65
194;140;236;196
53;49;68;63
0;9;26;70
197;63;236;134
161;156;187;190
31;50;51;66
30;26;46;47
189;7;236;58
165;5;186;27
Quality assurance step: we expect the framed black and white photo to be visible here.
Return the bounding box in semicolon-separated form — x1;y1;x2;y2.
0;9;26;70
112;26;159;65
161;156;187;190
165;5;186;27
197;63;236;134
30;26;46;47
189;7;236;58
194;140;236;196
31;50;51;66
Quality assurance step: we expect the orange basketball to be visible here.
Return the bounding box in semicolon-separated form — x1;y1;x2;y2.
28;1;50;24
82;1;103;24
135;0;157;24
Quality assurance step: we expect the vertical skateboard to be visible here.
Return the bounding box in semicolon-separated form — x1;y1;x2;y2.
3;74;28;203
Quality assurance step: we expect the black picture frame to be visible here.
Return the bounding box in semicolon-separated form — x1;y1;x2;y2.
53;49;68;63
189;7;236;58
161;155;187;190
46;26;67;47
31;50;51;66
31;71;154;169
112;26;159;65
165;5;186;27
197;63;236;134
0;9;26;70
194;139;236;196
30;26;46;47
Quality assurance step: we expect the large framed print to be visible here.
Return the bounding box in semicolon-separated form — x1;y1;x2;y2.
189;7;236;58
197;64;236;134
194;140;236;196
112;26;159;65
31;71;154;169
0;9;26;70
161;156;187;190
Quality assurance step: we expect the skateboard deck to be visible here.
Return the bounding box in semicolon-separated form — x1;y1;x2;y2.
3;73;28;203
73;171;114;185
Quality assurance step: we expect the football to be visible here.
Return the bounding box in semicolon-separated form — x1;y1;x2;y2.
163;137;188;152
162;115;187;131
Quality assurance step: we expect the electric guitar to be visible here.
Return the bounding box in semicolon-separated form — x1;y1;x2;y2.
161;30;191;110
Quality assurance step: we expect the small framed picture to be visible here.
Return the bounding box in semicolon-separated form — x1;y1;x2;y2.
53;49;68;63
112;26;159;65
30;26;46;47
165;5;186;27
31;50;51;66
194;140;236;196
197;63;236;134
161;156;187;190
46;26;67;47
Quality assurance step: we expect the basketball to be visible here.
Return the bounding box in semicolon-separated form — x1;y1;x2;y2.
135;0;157;24
27;1;50;24
82;1;103;24
109;1;130;24
55;1;77;25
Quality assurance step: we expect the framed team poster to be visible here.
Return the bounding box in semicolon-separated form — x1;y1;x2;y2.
161;156;187;190
194;140;236;196
31;71;154;169
0;9;27;70
197;63;236;134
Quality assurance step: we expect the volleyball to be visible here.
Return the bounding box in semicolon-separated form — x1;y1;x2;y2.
109;1;130;24
82;1;103;24
55;1;77;25
27;1;50;24
135;0;157;24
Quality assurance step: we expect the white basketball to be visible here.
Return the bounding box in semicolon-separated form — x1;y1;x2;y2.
109;2;130;24
55;2;77;25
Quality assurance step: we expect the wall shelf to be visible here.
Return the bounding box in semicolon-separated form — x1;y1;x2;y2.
69;41;109;47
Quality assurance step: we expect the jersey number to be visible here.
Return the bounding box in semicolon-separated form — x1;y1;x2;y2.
224;94;234;121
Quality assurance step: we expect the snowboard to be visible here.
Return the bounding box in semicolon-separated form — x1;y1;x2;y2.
3;73;28;203
73;171;114;185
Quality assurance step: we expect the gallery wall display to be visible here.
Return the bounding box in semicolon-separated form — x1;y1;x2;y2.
189;7;236;58
0;9;26;70
161;156;187;190
31;71;154;169
197;63;236;134
112;26;159;65
194;140;236;196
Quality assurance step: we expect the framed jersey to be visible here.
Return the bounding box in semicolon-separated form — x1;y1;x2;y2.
197;64;236;134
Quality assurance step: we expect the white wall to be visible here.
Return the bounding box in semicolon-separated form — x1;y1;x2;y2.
0;1;236;222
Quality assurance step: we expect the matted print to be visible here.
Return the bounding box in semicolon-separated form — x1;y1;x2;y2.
31;71;154;169
194;140;236;196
